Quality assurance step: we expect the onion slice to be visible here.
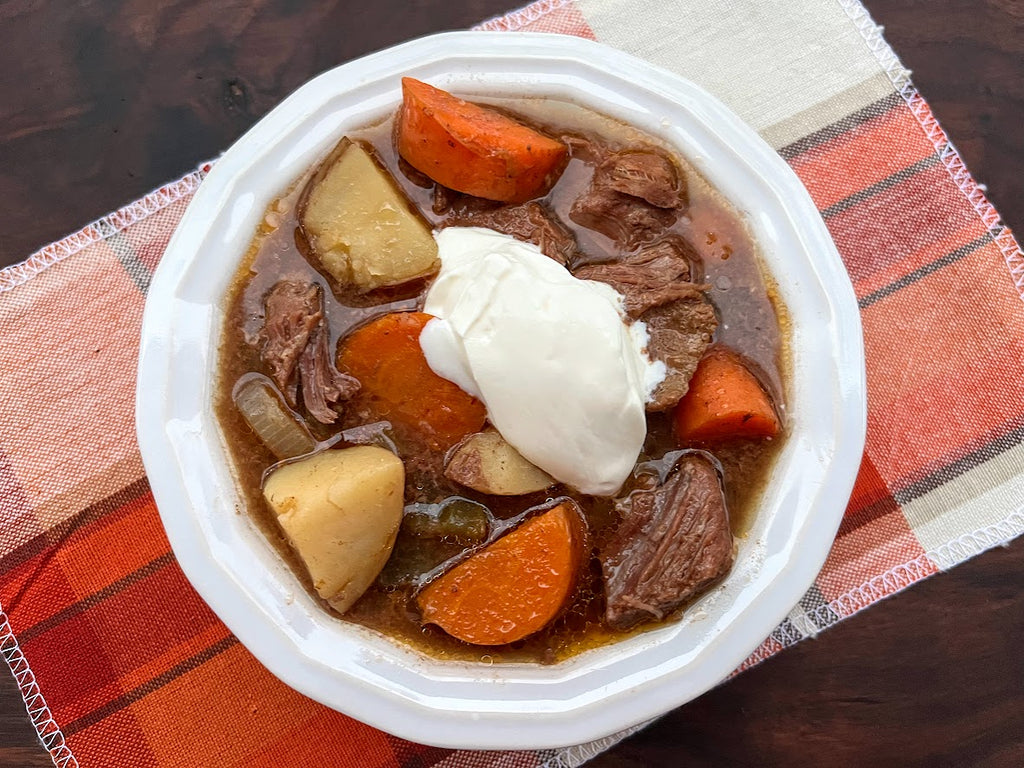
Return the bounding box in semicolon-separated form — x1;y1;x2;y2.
233;374;316;459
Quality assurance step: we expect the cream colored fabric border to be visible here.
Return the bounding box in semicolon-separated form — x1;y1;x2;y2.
903;444;1024;568
761;71;894;149
578;0;896;143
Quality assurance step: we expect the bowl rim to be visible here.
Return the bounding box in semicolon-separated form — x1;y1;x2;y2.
136;30;866;750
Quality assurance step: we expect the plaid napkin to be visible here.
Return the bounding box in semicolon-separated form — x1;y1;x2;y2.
2;0;1022;765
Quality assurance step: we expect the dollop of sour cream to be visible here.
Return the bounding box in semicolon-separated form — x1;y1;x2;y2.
420;227;665;496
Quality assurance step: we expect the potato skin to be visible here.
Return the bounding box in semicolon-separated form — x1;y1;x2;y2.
444;429;554;495
262;445;405;613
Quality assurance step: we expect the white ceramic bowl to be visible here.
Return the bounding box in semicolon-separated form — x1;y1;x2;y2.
136;31;866;750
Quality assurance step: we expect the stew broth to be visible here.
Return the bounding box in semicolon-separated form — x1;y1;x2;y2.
215;95;789;663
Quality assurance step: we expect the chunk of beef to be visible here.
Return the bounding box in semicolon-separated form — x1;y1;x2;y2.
570;150;686;249
644;296;718;411
594;150;685;209
297;323;360;424
570;188;677;250
444;201;577;265
575;236;716;410
259;280;358;424
575;236;702;317
601;453;733;630
259;281;321;404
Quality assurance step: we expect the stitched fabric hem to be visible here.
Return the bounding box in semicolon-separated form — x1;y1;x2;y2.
0;607;79;768
536;509;1024;762
0;163;211;295
2;5;1021;763
835;0;1024;302
745;506;1024;668
537;720;652;768
474;0;573;31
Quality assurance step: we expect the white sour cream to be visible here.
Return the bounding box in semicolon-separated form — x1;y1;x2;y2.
420;227;664;496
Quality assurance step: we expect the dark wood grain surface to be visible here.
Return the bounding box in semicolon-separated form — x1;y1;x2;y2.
1;1;1021;765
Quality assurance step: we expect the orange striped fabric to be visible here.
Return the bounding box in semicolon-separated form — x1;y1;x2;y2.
1;1;1022;766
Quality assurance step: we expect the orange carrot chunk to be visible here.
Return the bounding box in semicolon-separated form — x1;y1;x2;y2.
396;77;567;203
416;501;586;646
337;312;486;450
673;347;781;443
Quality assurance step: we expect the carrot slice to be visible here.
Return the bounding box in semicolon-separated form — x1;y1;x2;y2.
396;77;567;203
337;312;486;450
416;501;586;646
673;348;781;443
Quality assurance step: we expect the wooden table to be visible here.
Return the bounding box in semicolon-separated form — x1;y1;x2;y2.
1;1;1021;765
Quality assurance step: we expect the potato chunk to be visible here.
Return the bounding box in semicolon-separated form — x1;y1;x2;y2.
300;138;439;292
444;429;555;495
262;445;404;613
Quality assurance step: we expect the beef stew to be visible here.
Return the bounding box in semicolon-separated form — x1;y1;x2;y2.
215;79;789;664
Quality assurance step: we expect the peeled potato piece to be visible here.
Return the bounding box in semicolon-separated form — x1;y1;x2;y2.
262;446;404;613
444;428;555;495
300;138;439;292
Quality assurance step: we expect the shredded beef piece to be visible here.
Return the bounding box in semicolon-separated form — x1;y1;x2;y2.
397;156;434;189
594;150;685;209
570;149;686;249
560;133;605;163
601;453;733;630
432;187;503;219
259;280;358;424
445;201;578;265
644;296;718;411
259;281;322;404
298;324;360;424
570;188;677;249
432;184;459;215
575;237;702;317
